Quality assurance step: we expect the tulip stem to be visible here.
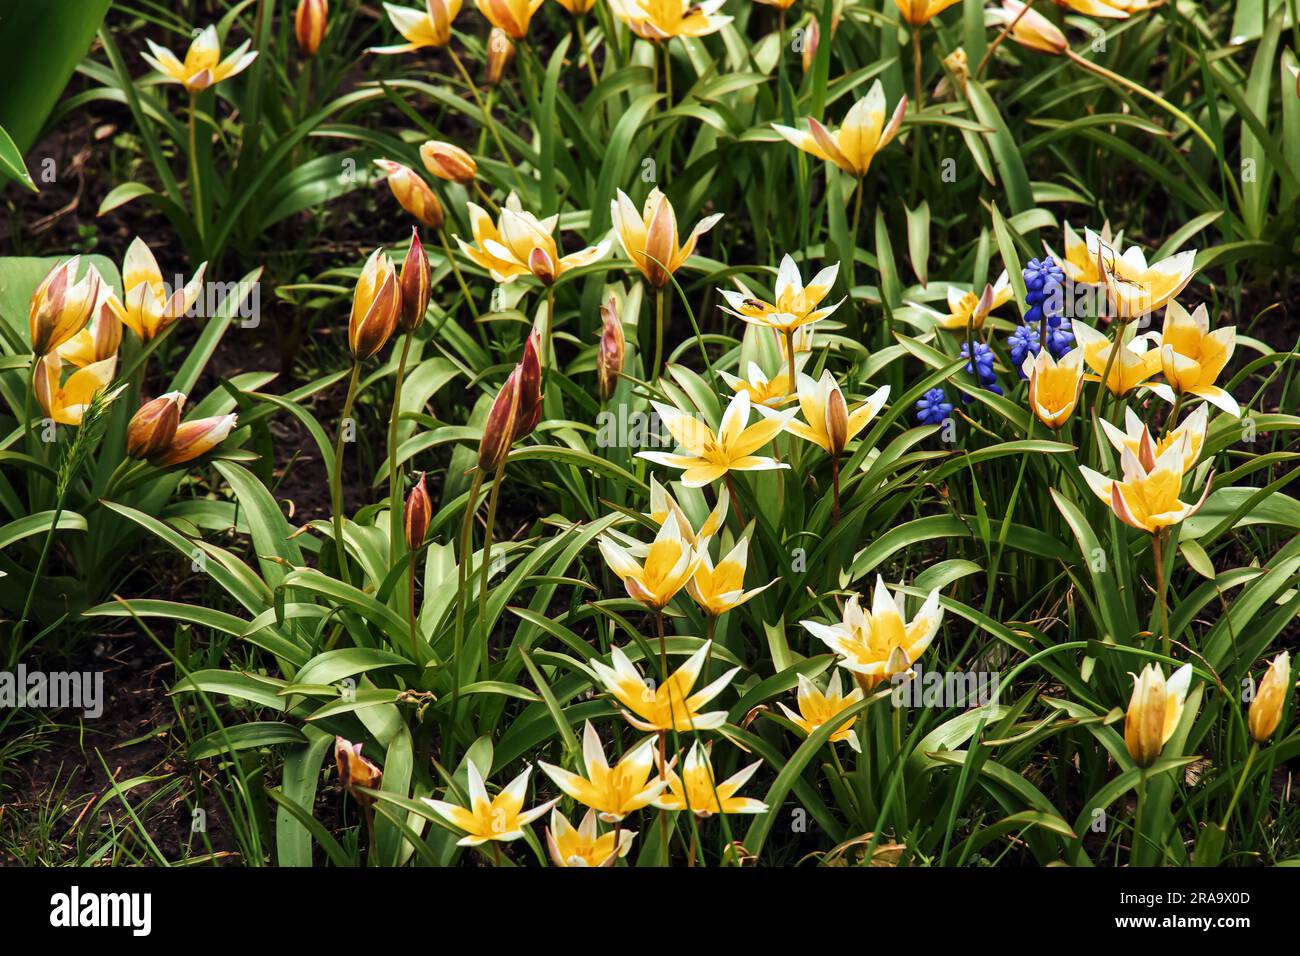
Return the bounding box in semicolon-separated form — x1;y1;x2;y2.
543;285;556;373
187;93;205;242
831;454;841;526
471;181;501;215
1219;741;1258;831
912;28;923;115
652;287;667;381
331;360;362;587
388;330;414;573
784;330;796;398
1151;529;1171;660
14;492;67;648
438;228;483;334
451;467;486;751
478;466;505;680
575;15;598;88
447;45;522;193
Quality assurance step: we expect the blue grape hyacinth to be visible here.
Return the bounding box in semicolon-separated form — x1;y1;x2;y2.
915;388;953;425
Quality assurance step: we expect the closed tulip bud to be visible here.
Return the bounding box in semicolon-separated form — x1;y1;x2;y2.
375;160;444;229
152;413;238;467
801;18;819;74
399;230;432;331
420;140;477;184
485;28;514;85
295;0;328;56
29;257;102;357
334;736;382;805
478;366;522;473
1249;651;1291;743
597;296;625;402
528;246;557;286
1124;663;1191;768
404;472;432;550
349;249;402;359
514;332;543;440
993;0;1067;56
127;392;185;460
825;383;849;457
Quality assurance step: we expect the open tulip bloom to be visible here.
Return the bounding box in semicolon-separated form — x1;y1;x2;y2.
108;238;207;342
142;25;257;93
1045;220;1121;285
371;0;462;52
785;370;890;457
34;354;118;426
801;576;943;688
778;672;864;751
1072;320;1161;396
1091;232;1198;322
599;511;701;608
588;641;739;733
719;255;843;336
647;475;727;548
930;270;1013;331
687;537;774;617
640;391;793;487
773;80;907;178
1146;301;1239;416
719;360;802;407
458;193;608;284
653;741;768;817
425;761;558;846
538;721;665;821
611;188;722;289
607;0;733;41
1099;404;1208;476
545;809;636;867
1080;433;1211;533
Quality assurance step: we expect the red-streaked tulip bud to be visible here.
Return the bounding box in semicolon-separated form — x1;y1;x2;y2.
1249;651;1291;743
334;736;382;805
399;229;432;331
419;140;477;184
528;246;558;286
994;0;1067;56
801;18;819;74
29;257;102;356
825;384;849;457
375;159;444;229
348;248;402;359
478;366;522;472
404;472;432;550
127;391;185;460
295;0;328;56
596;296;625;402
514;331;543;441
152;412;237;467
485;27;515;85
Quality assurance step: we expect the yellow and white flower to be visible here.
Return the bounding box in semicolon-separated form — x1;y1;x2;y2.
545;809;635;867
718;255;843;336
539;722;665;822
424;760;557;846
719;361;800;408
371;0;462;51
599;511;700;608
801;576;943;688
773;80;907;178
1124;663;1192;768
457;193;608;284
1023;346;1084;429
107;237;207;343
777;671;864;751
1080;434;1211;533
653;742;768;816
1072;320;1162;396
607;0;733;41
588;641;739;733
687;538;773;617
1091;231;1198;321
640;391;793;487
1098;404;1207;476
785;370;889;457
1148;301;1239;416
610;188;722;288
142;25;257;92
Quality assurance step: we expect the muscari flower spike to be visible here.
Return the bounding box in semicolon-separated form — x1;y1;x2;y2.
915;387;952;426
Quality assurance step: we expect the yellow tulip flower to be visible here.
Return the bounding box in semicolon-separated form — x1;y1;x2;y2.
1072;320;1161;396
687;538;773;617
894;0;962;26
1147;301;1239;416
476;0;544;39
653;742;768;817
718;255;843;336
142;25;258;93
990;1;1067;56
370;0;462;52
607;0;733;41
1092;232;1198;321
719;361;799;408
420;140;477;184
538;721;665;821
610;188;722;289
785;370;889;457
152;412;238;467
1124;663;1191;768
640;391;793;487
34;354;117;427
772;80;907;178
931;270;1012;331
599;512;700;608
755;0;799;8
458;193;608;285
545;809;636;867
58;296;122;368
647;475;727;547
348;248;402;360
588;641;739;733
555;0;599;13
801;576;943;688
1248;652;1291;744
334;736;382;805
1080;435;1211;533
1098;404;1207;476
28;257;103;357
777;671;864;751
1045;220;1121;285
1022;346;1084;429
295;0;329;57
107;238;207;343
374;160;445;230
425;760;557;847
